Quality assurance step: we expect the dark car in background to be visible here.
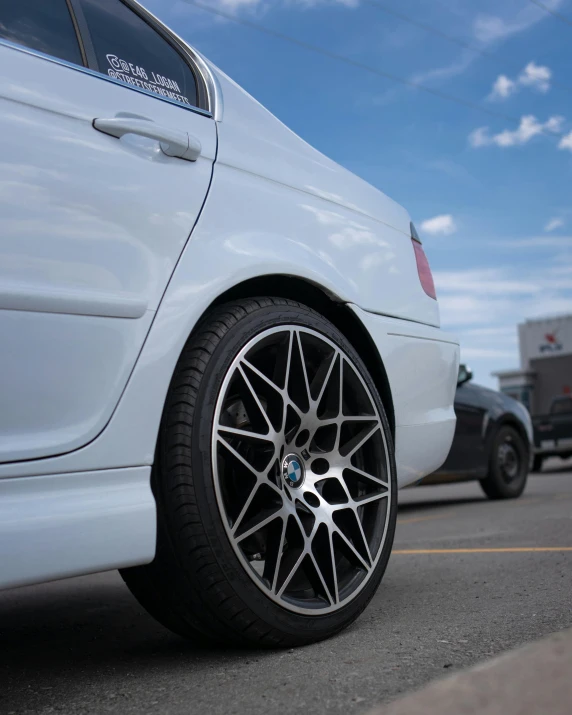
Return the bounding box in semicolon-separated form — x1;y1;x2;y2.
419;365;533;499
533;396;572;472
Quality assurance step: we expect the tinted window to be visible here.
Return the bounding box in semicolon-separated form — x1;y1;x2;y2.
0;0;83;65
551;398;572;414
80;0;197;107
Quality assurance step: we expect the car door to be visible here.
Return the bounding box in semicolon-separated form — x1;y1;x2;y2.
0;0;216;463
444;383;489;475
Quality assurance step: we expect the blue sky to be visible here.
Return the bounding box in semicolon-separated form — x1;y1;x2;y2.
147;0;572;388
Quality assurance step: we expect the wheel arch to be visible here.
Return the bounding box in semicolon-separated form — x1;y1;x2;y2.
200;275;396;440
488;414;531;459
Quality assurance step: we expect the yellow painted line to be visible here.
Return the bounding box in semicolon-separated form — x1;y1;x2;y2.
397;512;453;525
393;547;572;554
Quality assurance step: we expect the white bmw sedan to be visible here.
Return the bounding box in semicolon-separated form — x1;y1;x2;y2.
0;0;459;646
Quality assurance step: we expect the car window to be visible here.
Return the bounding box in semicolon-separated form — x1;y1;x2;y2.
551;398;572;414
79;0;197;108
0;0;83;65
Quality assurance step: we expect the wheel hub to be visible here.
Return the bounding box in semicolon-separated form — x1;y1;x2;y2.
282;453;305;489
499;442;519;480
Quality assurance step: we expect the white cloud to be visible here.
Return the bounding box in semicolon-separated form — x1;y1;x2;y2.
468;127;490;148
494;236;572;249
435;269;540;296
371;0;562;112
420;214;457;236
545;218;565;232
176;0;359;18
410;49;476;87
440;289;572;329
433;224;572;387
474;0;564;43
217;0;260;8
469;115;564;148
435;255;572;387
559;130;572;152
295;0;359;5
427;159;478;183
375;50;476;106
435;263;572;326
494;115;563;146
520;61;551;91
462;347;518;360
414;1;562;91
474;15;510;43
488;61;551;100
214;0;357;9
490;74;516;99
410;0;562;100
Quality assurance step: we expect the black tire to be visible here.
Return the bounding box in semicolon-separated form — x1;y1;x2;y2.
480;425;529;500
532;454;544;473
121;298;397;647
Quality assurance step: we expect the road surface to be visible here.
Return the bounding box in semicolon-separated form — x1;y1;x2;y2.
2;463;571;715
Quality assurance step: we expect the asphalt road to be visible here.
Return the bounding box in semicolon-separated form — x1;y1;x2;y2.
2;462;572;715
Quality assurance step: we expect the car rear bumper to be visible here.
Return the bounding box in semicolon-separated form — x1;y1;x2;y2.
349;306;459;488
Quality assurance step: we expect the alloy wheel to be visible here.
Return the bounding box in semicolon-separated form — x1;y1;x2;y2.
212;326;392;615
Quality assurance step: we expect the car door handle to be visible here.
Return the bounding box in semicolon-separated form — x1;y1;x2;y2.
93;117;202;161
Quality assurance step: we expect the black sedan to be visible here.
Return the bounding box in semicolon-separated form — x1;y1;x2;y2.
418;365;533;499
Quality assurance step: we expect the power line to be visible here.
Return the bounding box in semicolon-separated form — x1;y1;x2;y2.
362;0;495;59
362;0;572;94
183;0;564;137
529;0;572;27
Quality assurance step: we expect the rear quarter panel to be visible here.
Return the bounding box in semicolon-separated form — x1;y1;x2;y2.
212;68;440;328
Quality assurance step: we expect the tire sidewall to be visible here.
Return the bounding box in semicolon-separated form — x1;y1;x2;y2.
188;302;397;640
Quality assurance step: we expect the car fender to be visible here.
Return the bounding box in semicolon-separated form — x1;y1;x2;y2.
485;412;532;454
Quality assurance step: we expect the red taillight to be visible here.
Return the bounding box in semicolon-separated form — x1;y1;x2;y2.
411;238;437;300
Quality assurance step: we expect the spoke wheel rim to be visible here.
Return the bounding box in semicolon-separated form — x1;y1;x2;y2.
498;441;519;482
212;326;392;615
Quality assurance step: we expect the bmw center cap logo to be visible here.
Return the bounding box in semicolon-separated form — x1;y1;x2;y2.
282;454;305;489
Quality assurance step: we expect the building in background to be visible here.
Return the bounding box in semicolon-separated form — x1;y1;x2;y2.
494;315;572;416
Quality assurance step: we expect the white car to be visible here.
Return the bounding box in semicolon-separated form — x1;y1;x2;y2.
0;0;459;646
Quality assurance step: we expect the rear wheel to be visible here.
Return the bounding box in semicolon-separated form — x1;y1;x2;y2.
121;298;397;647
480;425;528;500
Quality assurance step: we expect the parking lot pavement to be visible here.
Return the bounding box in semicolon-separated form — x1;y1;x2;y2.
1;466;571;715
370;626;572;715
